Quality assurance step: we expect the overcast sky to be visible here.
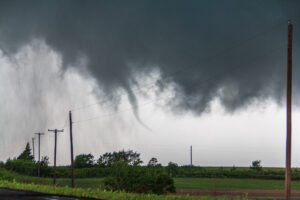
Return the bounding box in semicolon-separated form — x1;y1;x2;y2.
0;0;300;167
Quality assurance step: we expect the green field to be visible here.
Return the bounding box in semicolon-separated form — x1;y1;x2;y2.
11;175;300;190
1;180;252;200
175;178;298;190
2;168;300;190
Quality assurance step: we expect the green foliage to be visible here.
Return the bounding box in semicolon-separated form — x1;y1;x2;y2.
74;167;109;178
148;157;161;167
4;166;300;191
230;165;236;172
17;142;34;161
0;168;15;181
4;156;51;177
40;156;49;167
5;158;37;176
74;154;94;168
2;146;297;182
250;160;262;171
0;179;253;200
98;150;143;167
104;162;175;194
166;162;179;177
39;156;52;177
0;161;4;168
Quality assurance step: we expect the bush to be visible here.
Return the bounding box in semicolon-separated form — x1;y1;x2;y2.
0;161;4;168
5;159;37;176
104;162;175;194
166;162;178;177
250;160;262;171
74;154;94;168
0;168;15;181
39;156;52;177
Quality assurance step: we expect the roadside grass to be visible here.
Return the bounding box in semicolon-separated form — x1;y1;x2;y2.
18;176;105;188
0;180;255;200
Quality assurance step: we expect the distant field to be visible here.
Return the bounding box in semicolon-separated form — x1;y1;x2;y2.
2;168;300;190
13;175;300;190
175;178;288;190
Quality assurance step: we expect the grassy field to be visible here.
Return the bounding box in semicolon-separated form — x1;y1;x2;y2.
175;178;290;190
0;180;254;200
11;175;300;190
2;168;300;190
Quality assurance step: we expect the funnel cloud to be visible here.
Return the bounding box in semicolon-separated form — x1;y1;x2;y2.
0;0;299;116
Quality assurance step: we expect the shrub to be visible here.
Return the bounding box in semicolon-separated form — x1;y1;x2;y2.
104;162;175;194
39;156;52;177
0;168;15;181
250;160;262;171
166;162;178;177
5;159;37;176
74;154;94;168
0;161;4;168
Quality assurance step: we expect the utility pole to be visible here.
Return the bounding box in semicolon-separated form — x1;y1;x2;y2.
69;111;75;188
285;20;293;200
48;129;64;185
32;138;35;160
190;145;193;166
34;132;44;177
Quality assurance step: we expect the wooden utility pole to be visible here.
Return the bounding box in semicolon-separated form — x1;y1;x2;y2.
34;132;44;177
32;138;35;160
69;111;75;188
190;145;193;166
285;20;293;200
48;129;64;185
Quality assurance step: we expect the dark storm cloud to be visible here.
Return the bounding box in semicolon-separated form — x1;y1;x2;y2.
0;0;299;114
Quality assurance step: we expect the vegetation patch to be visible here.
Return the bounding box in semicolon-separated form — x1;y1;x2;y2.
104;162;175;194
0;180;254;200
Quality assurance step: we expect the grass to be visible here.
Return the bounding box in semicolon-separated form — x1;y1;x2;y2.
11;174;300;191
0;180;254;200
0;168;282;199
2;168;300;191
174;178;288;190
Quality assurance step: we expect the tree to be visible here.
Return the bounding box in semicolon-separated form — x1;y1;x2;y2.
97;150;143;167
38;156;51;177
74;154;94;168
40;156;49;167
0;161;4;168
250;160;262;171
17;142;34;161
148;157;161;167
166;162;178;177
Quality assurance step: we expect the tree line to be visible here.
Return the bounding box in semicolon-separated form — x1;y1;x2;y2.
3;142;300;193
